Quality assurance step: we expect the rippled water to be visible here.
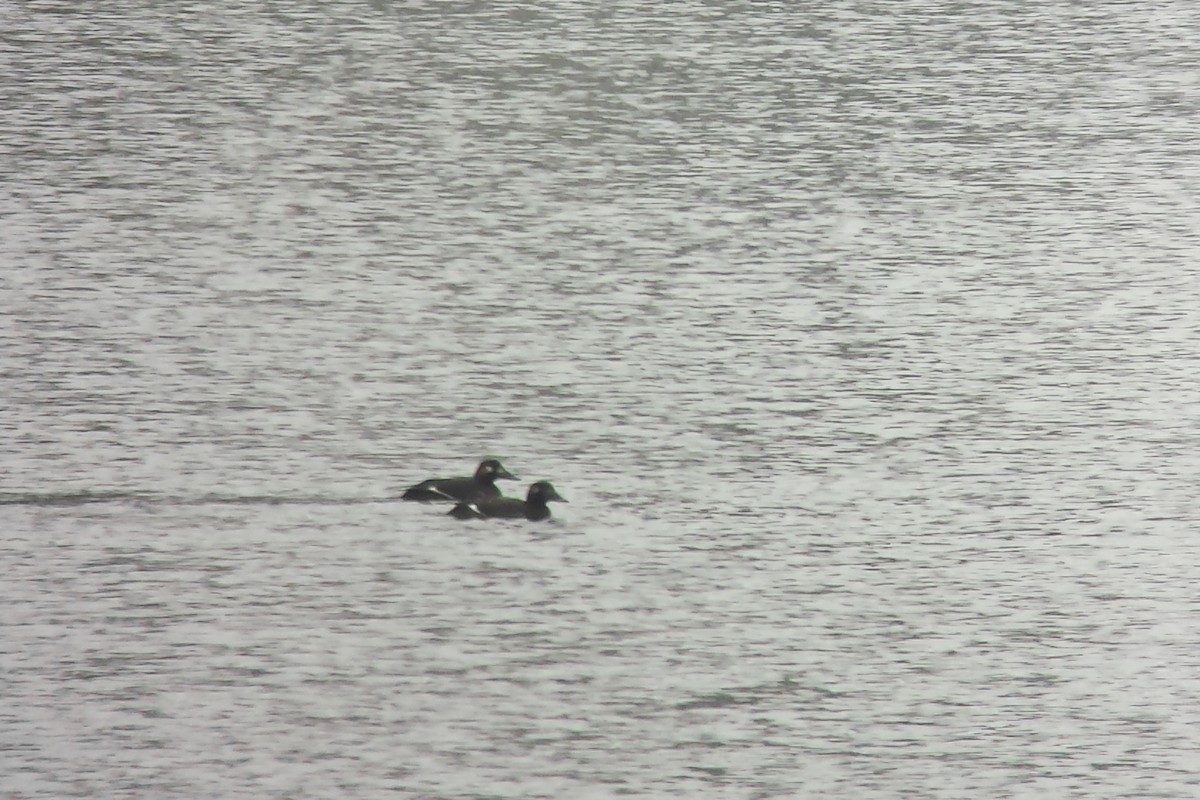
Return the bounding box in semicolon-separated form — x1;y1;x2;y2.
5;1;1200;797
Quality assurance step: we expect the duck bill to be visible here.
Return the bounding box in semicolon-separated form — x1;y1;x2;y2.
497;466;518;480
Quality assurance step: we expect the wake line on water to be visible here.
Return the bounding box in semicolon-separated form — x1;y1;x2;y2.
0;491;405;508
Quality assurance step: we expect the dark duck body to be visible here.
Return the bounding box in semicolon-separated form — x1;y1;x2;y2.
449;481;567;521
402;459;517;503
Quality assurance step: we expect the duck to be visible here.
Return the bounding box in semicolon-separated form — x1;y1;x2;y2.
401;458;517;503
448;481;567;521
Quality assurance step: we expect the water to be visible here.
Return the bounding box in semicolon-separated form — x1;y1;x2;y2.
4;1;1200;797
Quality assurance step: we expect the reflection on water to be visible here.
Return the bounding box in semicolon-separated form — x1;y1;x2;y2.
4;0;1200;797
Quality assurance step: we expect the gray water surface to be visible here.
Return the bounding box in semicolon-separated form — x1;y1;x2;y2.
4;2;1200;797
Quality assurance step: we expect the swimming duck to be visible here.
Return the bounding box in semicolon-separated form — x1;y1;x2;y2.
448;481;567;521
401;458;517;503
